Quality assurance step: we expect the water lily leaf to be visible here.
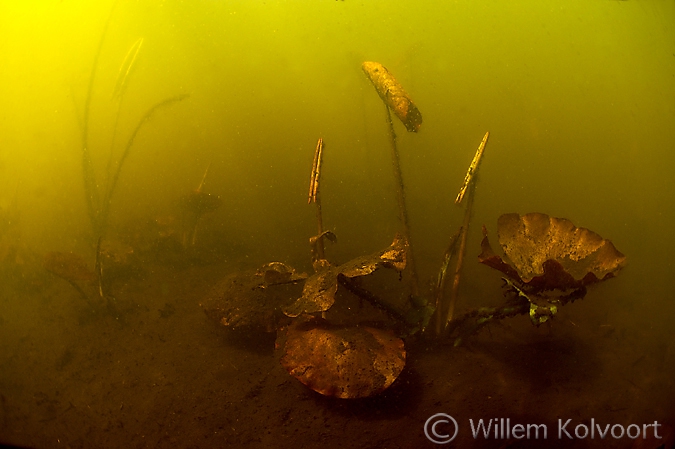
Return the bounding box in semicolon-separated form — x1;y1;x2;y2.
283;267;340;317
480;213;626;292
283;234;407;317
258;262;307;286
378;233;407;271
201;262;306;331
341;233;407;277
277;316;406;399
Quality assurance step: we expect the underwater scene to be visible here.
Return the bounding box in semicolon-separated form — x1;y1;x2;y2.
1;0;674;448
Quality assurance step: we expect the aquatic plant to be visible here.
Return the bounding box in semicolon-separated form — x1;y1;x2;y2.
80;30;187;237
447;213;626;345
181;163;222;249
43;251;95;304
76;6;188;297
201;60;627;399
362;62;423;297
278;315;406;399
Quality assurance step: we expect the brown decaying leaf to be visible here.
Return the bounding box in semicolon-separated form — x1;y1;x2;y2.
200;262;306;331
479;213;626;292
278;317;406;399
283;234;407;317
258;262;307;286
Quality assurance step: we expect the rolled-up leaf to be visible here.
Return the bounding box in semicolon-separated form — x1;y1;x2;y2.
362;61;423;132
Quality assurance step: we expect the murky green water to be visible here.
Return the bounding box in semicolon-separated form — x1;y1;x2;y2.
1;1;673;447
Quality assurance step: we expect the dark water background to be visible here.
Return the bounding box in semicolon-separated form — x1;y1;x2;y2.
0;1;674;447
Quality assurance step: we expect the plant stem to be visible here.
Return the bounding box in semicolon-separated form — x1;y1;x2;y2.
99;93;189;233
81;2;118;236
385;105;419;298
443;131;489;330
434;227;461;335
308;138;325;261
444;180;476;327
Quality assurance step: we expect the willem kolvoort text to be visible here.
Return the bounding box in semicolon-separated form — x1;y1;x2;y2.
469;418;663;441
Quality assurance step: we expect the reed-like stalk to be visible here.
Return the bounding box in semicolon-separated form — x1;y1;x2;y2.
76;6;188;299
112;37;144;101
99;93;190;232
444;178;476;326
308;138;326;261
103;37;144;223
443;132;489;329
81;3;118;235
434;227;461;335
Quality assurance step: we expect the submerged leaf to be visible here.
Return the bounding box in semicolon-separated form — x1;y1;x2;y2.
479;213;626;292
283;234;407;317
377;233;407;271
277;316;406;399
201;263;306;331
258;262;307;286
283;267;340;317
